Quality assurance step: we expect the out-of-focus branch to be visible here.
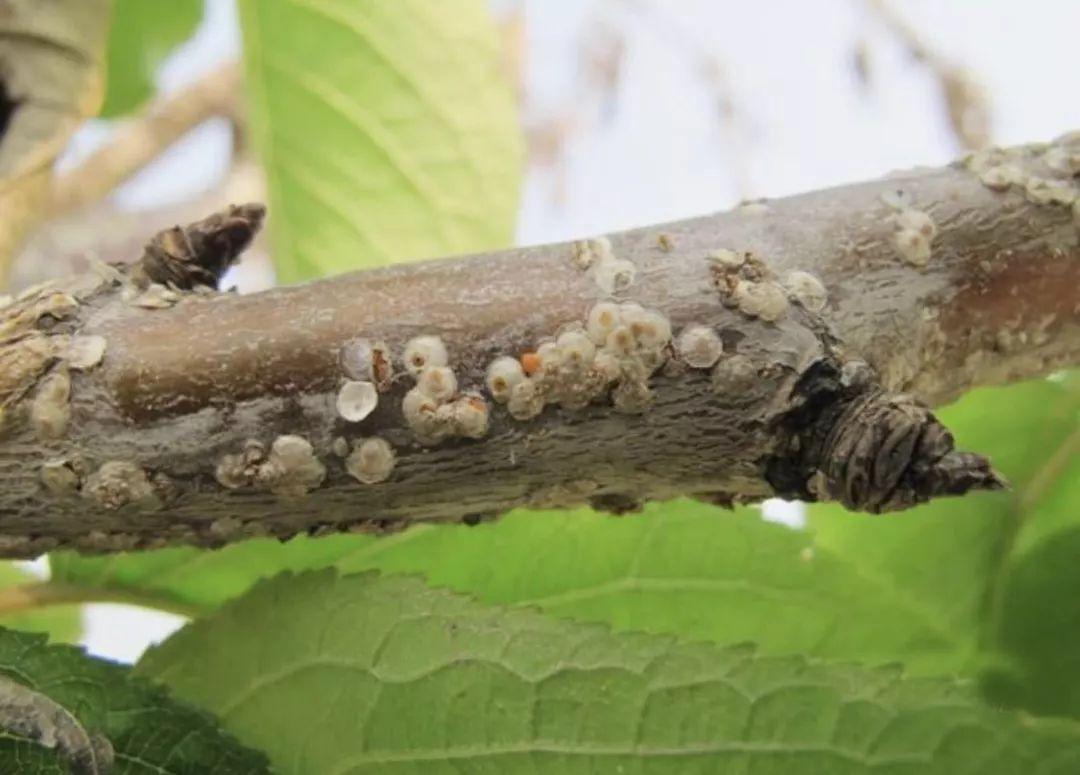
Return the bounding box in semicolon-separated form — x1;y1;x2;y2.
0;0;111;284
50;62;242;217
9;159;266;293
867;0;991;151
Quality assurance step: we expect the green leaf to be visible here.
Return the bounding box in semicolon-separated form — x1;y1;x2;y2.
330;502;973;674
99;0;203;118
0;564;80;643
49;500;962;673
49;534;371;614
808;377;1080;709
982;386;1080;717
139;570;1080;775
0;626;268;773
237;0;523;282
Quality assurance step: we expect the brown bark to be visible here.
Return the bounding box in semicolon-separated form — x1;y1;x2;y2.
0;134;1077;558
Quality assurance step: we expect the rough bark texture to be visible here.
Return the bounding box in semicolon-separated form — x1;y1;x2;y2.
0;134;1077;558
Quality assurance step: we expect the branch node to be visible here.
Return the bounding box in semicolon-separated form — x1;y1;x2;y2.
131;202;266;291
767;361;1007;512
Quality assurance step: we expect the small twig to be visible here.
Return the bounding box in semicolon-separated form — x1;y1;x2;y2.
9;158;266;292
866;0;991;151
0;582;201;619
50;62;242;216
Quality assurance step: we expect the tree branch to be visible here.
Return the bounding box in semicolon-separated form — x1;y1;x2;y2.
0;133;1076;557
49;62;241;217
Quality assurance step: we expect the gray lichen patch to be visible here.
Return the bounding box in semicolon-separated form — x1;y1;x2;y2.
783;271;828;313
336;380;378;422
890;207;937;267
30;366;71;441
345;436;396;484
83;460;156;510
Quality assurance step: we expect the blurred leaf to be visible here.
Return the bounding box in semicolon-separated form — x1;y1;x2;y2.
99;0;203;118
331;502;972;674
982;383;1080;717
139;570;1080;775
0;0;109;279
808;377;1080;711
237;0;522;282
52;501;966;674
0;564;80;643
0;626;268;773
49;535;369;614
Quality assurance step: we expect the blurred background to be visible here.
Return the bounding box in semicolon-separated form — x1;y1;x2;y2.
7;0;1080;662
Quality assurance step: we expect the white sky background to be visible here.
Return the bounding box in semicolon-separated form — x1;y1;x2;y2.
49;0;1080;663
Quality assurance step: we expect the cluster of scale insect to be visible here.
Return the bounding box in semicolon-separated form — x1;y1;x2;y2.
571;236;638;295
215;435;326;497
400;334;489;445
486;301;673;419
335;337;394;422
709;249;791;322
964;137;1079;210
